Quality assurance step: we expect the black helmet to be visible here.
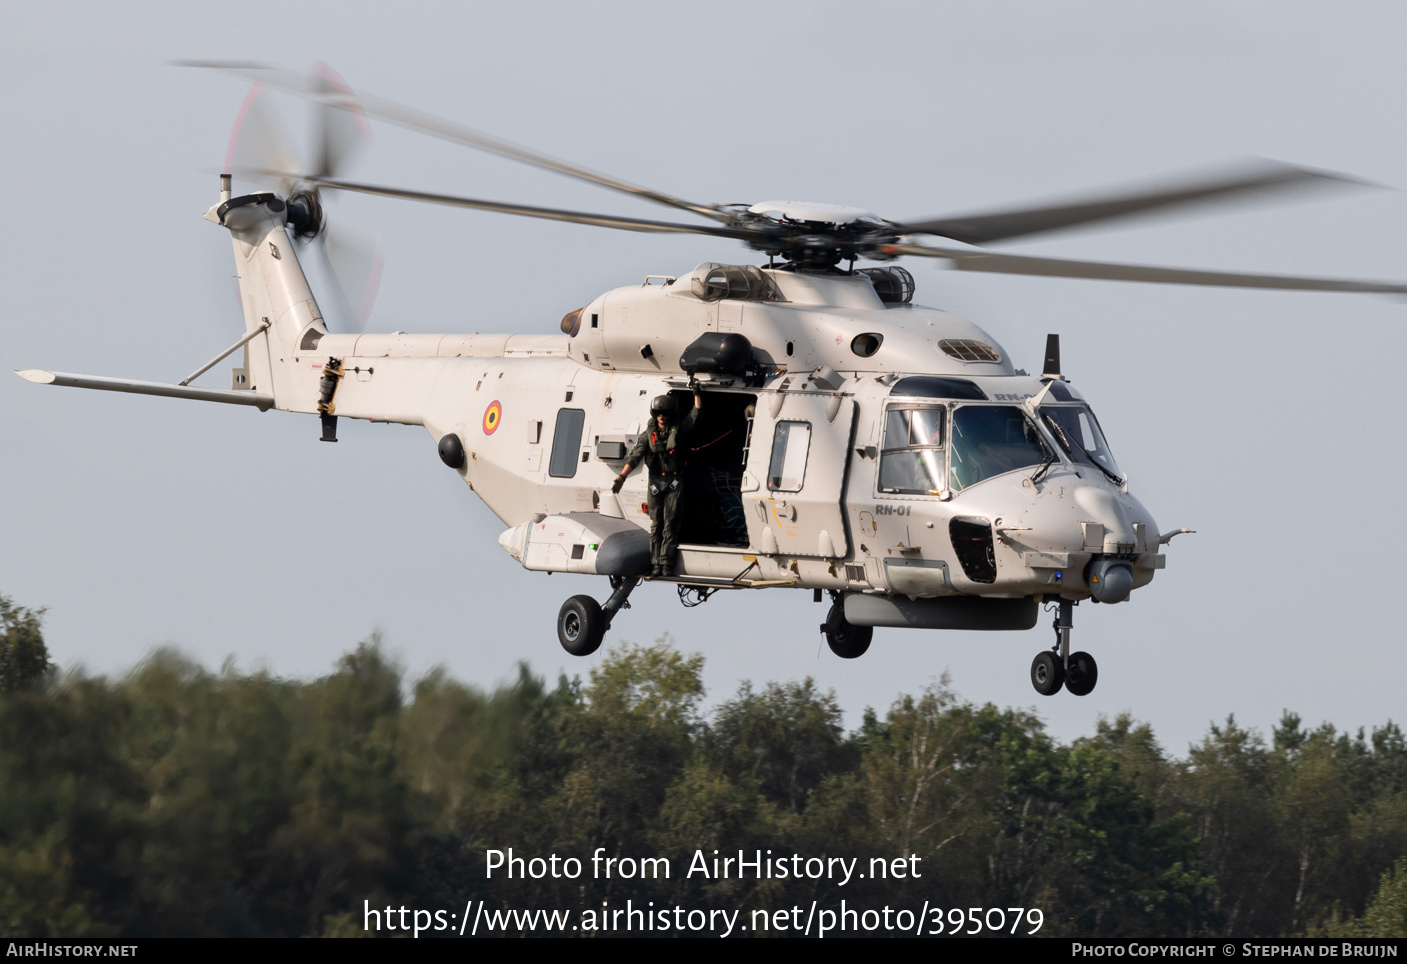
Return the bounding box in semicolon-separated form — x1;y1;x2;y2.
650;394;678;418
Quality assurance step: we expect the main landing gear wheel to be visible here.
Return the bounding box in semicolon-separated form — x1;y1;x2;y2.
557;595;605;657
1064;651;1099;696
822;603;872;659
1031;651;1065;696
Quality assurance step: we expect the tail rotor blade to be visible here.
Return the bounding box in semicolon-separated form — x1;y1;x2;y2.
221;66;383;331
320;222;384;333
308;61;371;182
225;81;301;194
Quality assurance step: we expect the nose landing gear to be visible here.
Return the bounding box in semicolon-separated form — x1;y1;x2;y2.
1030;598;1098;696
1031;650;1064;695
1064;650;1098;697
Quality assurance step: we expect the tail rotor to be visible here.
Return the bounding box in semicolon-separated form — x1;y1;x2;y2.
224;63;382;332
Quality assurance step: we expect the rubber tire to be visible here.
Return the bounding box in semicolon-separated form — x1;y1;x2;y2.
557;595;605;657
823;604;873;659
1064;651;1099;696
1031;651;1065;696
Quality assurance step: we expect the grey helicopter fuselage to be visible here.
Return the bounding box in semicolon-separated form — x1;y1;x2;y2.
18;188;1172;686
31;66;1407;688
205;191;1165;634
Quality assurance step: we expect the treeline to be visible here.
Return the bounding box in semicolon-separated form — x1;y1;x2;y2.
1;595;1405;938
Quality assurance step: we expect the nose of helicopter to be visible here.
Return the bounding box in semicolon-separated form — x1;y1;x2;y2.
1073;484;1138;552
1069;483;1149;604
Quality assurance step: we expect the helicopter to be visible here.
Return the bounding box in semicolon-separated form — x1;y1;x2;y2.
18;64;1407;697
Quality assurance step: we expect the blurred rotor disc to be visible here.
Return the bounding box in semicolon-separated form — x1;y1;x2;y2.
222;68;382;332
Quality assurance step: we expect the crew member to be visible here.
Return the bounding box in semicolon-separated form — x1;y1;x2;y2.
612;382;704;577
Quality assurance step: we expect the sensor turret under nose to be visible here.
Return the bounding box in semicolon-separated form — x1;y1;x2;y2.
1087;557;1134;604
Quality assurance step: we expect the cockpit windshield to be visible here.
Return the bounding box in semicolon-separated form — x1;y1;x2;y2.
949;406;1049;492
1040;405;1121;478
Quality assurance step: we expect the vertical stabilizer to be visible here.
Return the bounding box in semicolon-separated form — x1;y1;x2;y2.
205;188;328;412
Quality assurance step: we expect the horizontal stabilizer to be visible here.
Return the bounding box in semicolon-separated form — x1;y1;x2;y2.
15;370;274;410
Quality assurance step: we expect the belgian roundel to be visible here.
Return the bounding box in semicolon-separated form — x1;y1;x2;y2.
482;400;502;435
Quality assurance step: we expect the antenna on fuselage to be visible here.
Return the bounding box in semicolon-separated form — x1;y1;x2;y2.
1042;333;1062;380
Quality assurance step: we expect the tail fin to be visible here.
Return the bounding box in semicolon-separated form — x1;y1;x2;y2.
205;184;327;412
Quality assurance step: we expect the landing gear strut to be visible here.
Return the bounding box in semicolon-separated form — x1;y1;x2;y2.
821;593;872;659
556;576;640;657
1030;598;1098;696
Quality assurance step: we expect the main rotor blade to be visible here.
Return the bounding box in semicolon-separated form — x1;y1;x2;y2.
179;61;727;223
888;242;1407;294
292;175;763;240
895;162;1369;246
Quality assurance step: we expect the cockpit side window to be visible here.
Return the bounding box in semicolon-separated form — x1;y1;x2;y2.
879;406;946;496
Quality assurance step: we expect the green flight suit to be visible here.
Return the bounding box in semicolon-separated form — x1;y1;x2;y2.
626;407;699;570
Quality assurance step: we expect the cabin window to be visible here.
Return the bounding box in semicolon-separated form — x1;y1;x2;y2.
879;406;946;495
766;420;812;492
548;409;586;478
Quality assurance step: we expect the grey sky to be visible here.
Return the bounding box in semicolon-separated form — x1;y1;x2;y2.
4;1;1405;754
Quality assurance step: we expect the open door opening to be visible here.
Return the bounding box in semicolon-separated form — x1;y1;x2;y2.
673;389;756;548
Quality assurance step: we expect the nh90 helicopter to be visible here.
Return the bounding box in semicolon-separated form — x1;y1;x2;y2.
20;64;1407;696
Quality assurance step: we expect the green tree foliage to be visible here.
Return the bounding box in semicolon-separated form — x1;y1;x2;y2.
0;595;51;694
709;678;854;813
3;600;1406;938
0;638;426;936
1173;712;1407;936
1319;857;1407;938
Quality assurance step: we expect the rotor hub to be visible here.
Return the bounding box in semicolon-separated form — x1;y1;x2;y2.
727;209;900;269
285;190;324;240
